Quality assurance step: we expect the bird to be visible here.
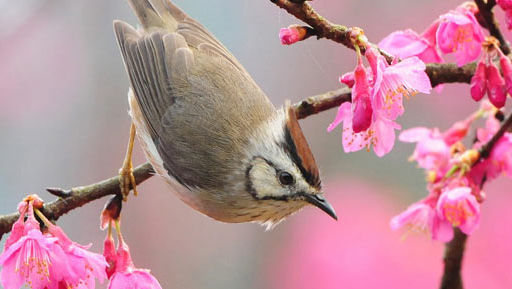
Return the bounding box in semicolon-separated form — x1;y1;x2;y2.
114;0;337;228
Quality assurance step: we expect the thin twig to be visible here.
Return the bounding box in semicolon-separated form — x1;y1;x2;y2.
0;163;154;241
478;109;512;160
269;0;394;62
475;0;511;55
440;229;468;289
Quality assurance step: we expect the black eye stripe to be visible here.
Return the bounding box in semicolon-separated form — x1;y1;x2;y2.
282;126;321;189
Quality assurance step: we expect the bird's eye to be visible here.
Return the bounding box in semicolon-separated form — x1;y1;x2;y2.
278;171;295;186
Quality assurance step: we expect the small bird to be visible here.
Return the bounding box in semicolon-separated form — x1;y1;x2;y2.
114;0;337;228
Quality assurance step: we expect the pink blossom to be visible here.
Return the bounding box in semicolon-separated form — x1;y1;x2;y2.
506;9;512;29
399;127;451;172
390;202;435;235
0;201;70;289
436;5;485;67
0;229;68;289
107;240;162;289
329;102;401;157
0;197;107;289
279;27;301;45
329;48;431;157
486;61;507;108
339;72;354;88
351;54;373;132
442;115;476;145
470;60;487;101
46;224;108;289
378;29;443;63
3;203;28;250
471;115;512;180
372;56;432;120
497;0;512;29
498;0;512;9
498;49;512;94
437;187;480;235
104;235;117;279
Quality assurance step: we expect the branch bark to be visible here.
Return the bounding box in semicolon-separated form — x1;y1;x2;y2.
0;163;154;241
475;0;511;55
0;9;503;289
0;59;479;241
440;229;468;289
269;0;394;61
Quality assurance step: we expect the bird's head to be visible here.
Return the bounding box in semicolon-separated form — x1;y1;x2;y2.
244;102;337;228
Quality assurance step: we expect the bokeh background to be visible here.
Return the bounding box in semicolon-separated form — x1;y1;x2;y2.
1;0;512;288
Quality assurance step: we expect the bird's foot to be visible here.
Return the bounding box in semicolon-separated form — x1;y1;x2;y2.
119;123;138;200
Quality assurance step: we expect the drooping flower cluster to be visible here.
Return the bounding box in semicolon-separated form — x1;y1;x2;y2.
328;46;432;157
470;37;512;108
392;103;512;241
379;2;485;67
101;195;162;289
0;195;107;289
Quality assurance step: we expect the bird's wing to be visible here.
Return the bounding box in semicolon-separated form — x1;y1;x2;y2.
113;2;275;190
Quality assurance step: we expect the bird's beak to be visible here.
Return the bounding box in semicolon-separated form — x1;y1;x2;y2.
303;193;338;220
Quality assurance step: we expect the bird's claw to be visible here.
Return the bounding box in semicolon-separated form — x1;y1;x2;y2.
119;164;137;201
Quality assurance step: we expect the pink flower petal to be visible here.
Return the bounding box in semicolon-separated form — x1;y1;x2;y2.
486;62;507;108
470;60;487;101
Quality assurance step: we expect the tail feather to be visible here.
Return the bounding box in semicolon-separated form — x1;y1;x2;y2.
126;0;186;31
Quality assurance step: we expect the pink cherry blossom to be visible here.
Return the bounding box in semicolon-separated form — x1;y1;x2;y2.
497;0;512;29
390;201;435;235
351;54;373;132
442;115;476;146
0;197;107;289
339;72;354;88
399;127;451;172
107;240;162;289
329;102;401;157
279;27;300;45
378;29;443;63
104;235;117;279
470;60;487;101
497;0;512;9
498;49;512;94
390;197;454;242
486;61;507;108
436;4;485;66
471;115;512;180
329;47;431;157
46;224;108;289
437;187;480;235
3;203;28;251
0;201;70;289
373;56;432;120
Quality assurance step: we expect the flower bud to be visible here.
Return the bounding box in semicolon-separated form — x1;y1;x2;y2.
101;194;123;230
486;61;507;108
470;60;487;101
279;25;309;45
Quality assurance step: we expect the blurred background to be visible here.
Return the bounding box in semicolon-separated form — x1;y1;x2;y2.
1;0;512;288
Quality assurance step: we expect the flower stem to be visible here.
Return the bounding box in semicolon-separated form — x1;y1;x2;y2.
34;209;53;228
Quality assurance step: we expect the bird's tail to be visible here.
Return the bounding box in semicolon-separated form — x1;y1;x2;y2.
126;0;187;31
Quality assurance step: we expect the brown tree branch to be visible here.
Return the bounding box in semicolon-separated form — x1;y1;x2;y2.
0;163;154;241
269;0;394;62
0;60;478;240
440;229;468;289
475;0;511;55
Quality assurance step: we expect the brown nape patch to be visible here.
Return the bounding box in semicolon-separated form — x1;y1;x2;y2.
284;102;321;189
